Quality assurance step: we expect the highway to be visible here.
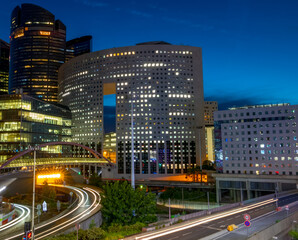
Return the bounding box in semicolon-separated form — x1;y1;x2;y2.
132;193;298;240
1;185;101;240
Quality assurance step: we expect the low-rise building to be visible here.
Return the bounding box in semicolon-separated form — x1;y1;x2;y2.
214;103;298;176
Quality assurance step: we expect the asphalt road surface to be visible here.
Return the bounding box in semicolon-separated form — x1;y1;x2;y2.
134;193;298;240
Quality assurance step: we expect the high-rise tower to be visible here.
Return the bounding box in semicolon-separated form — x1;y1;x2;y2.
9;3;66;102
0;39;10;95
59;42;206;178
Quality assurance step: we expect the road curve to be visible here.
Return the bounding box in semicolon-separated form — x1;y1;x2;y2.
3;185;100;240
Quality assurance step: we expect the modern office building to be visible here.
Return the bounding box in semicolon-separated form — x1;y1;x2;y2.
214;103;298;176
103;132;116;163
58;41;205;178
65;35;92;62
204;101;218;161
9;3;66;102
0;94;72;163
0;40;10;95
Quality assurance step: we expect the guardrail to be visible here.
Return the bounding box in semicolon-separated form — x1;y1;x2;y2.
142;190;298;232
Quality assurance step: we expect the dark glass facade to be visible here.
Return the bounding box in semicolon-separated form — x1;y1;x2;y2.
0;40;10;95
65;35;92;62
9;4;66;102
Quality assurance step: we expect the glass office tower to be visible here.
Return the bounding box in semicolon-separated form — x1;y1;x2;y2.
9;3;66;102
65;35;92;62
0;40;10;95
0;94;72;163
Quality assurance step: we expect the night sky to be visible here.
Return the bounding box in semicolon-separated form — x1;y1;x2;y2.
1;0;297;109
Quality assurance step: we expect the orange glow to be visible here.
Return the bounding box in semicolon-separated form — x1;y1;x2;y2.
40;31;51;35
36;173;63;185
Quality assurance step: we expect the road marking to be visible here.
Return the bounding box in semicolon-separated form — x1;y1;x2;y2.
182;232;192;236
227;218;233;221
235;215;240;218
168;237;179;240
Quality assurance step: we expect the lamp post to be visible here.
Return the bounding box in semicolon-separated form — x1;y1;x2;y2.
131;101;135;190
29;145;39;240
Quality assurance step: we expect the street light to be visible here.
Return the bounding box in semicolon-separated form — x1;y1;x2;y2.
29;145;39;240
131;100;135;190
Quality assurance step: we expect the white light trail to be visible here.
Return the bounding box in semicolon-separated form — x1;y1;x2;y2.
0;204;30;231
137;198;277;240
6;185;92;240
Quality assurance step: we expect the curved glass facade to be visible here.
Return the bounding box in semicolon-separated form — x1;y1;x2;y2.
9;4;66;102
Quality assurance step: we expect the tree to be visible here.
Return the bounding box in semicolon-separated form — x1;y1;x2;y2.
41;182;56;200
101;181;156;226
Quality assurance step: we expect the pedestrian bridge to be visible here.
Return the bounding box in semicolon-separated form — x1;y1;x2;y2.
0;141;116;169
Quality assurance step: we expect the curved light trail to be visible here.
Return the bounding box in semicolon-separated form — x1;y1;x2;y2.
0;203;30;232
6;185;100;240
35;187;100;239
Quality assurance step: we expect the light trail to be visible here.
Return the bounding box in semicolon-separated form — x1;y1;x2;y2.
35;187;100;239
136;198;277;240
6;185;92;240
0;204;30;231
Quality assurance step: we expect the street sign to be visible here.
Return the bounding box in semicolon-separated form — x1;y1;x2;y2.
57;200;61;212
285;205;289;211
42;201;47;212
37;204;41;210
244;214;251;221
244;220;251;227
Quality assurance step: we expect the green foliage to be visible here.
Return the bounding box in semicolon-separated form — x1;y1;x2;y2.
159;188;216;202
289;230;298;239
46;222;145;240
41;182;57;201
89;175;103;188
89;219;96;229
101;181;157;226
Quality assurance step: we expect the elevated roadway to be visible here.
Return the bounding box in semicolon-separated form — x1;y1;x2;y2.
127;192;298;240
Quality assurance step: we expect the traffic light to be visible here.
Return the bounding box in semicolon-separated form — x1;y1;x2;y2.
24;222;32;240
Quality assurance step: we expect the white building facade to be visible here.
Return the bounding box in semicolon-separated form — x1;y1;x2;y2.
214;104;298;176
58;41;205;177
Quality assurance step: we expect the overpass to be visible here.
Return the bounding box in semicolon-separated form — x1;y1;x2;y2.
0;142;116;176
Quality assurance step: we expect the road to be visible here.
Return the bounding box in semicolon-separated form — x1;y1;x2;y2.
132;193;298;240
0;185;100;240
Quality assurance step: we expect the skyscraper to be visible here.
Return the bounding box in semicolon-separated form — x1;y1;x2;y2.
0;39;9;95
9;3;66;102
59;41;206;178
65;35;92;62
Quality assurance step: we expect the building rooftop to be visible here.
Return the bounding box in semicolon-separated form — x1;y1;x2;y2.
136;41;172;45
228;103;290;110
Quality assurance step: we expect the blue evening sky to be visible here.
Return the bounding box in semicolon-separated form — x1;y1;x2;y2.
1;0;297;109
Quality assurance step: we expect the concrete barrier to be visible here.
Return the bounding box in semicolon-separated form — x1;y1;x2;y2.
248;211;298;240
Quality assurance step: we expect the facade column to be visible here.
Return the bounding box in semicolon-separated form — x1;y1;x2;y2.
123;142;126;174
180;141;184;174
172;142;176;174
164;141;168;175
95;165;98;176
83;165;86;178
148;141;151;175
246;180;251;200
216;179;221;203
